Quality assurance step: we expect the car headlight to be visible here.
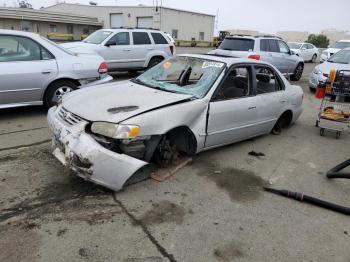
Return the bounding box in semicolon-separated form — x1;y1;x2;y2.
91;122;140;139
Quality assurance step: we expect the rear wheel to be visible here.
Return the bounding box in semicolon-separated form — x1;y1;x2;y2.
148;57;164;69
311;54;317;63
290;63;304;81
272;112;293;135
45;80;77;108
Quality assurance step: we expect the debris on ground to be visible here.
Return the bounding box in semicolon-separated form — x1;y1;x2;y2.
248;151;266;158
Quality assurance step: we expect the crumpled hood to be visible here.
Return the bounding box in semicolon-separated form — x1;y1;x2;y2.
60;42;97;54
62;81;193;123
319;61;350;75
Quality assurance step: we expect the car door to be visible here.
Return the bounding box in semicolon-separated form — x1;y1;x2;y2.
299;44;308;61
130;31;153;68
277;40;295;74
265;39;286;72
259;39;275;65
0;34;58;106
205;65;259;148
254;65;287;132
98;32;131;70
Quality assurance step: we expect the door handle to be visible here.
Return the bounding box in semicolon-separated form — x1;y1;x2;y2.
148;48;155;50
42;70;53;75
280;100;287;104
123;49;131;51
248;106;257;110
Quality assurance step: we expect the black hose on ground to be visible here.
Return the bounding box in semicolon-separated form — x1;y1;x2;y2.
327;159;350;179
264;159;350;216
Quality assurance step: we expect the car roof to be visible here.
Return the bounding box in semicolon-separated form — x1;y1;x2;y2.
338;39;350;42
225;35;283;40
179;54;272;67
0;29;40;38
101;28;163;33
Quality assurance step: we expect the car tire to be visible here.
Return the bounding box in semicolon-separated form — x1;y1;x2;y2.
148;57;164;69
290;63;304;81
45;80;78;108
311;54;317;63
272;112;292;135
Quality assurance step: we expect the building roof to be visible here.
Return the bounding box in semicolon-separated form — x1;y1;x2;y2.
0;7;103;26
44;3;216;17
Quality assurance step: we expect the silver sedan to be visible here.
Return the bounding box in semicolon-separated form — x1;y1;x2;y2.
0;29;112;109
48;55;303;191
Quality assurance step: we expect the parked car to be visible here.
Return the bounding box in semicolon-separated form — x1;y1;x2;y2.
0;29;112;109
208;35;304;81
61;28;174;72
309;48;350;91
288;42;319;63
48;54;303;191
320;40;350;62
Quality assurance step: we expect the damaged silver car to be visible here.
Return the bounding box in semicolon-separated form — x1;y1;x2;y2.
48;54;303;191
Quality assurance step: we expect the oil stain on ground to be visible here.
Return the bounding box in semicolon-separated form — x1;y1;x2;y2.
213;240;246;261
194;159;268;202
137;201;186;226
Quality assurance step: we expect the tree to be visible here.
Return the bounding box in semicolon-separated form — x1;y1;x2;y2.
18;0;32;8
306;34;330;48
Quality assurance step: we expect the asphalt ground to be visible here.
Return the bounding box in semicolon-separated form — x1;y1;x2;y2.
0;47;349;262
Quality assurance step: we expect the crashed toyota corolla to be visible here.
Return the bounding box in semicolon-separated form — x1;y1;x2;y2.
48;54;303;191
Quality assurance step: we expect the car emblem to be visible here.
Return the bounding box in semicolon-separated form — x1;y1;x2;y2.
63;111;72;120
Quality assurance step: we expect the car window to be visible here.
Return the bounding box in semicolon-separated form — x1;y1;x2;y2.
135;56;225;98
132;32;151;45
218;38;255;51
288;43;302;49
331;42;350;49
268;40;279;53
83;30;113;44
213;66;250;101
260;39;269;52
151;33;168;44
307;44;314;49
110;32;130;45
255;66;283;94
328;49;350;64
278;41;290;54
0;35;49;62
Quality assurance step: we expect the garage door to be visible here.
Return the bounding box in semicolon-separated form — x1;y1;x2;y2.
137;17;153;28
110;14;123;28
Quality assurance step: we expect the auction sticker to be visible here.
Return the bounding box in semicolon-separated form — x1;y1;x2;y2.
202;62;224;69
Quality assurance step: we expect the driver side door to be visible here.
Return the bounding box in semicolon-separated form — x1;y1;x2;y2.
205;65;259;148
98;32;131;70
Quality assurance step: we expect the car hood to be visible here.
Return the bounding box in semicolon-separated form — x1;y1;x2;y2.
319;61;350;75
60;42;98;54
324;48;340;54
62;80;194;123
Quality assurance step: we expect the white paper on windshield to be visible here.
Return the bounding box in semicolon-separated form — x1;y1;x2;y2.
202;62;224;69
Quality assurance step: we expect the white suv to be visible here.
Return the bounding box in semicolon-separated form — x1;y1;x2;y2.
61;28;174;72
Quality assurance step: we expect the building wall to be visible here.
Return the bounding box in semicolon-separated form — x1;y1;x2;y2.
321;29;350;45
44;4;215;41
276;31;309;43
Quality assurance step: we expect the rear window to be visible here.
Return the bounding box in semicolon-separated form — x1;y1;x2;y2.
151;33;168;44
132;32;151;45
218;38;255;51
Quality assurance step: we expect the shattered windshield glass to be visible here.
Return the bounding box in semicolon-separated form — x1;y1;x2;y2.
135;56;226;98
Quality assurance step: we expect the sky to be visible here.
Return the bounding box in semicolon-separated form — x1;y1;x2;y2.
1;0;350;34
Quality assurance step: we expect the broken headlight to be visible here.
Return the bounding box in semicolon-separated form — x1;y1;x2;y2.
91;122;140;139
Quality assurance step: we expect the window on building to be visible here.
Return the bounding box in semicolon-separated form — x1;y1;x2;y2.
255;66;284;94
83;28;90;35
132;32;151;45
0;35;53;62
199;32;205;41
49;24;57;33
67;24;74;34
20;21;32;32
172;29;178;39
151;33;168;44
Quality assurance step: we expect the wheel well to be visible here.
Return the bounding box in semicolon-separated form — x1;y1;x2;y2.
279;110;293;128
165;126;197;156
149;56;165;64
43;78;80;102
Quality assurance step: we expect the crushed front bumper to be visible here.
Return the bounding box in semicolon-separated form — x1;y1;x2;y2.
47;106;147;192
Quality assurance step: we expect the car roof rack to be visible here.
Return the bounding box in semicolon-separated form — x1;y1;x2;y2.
227;34;254;38
110;27;160;31
254;35;283;39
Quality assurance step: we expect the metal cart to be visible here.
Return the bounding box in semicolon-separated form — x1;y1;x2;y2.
316;70;350;139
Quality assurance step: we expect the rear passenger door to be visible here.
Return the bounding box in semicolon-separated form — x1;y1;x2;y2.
254;65;286;132
130;31;153;68
260;39;280;69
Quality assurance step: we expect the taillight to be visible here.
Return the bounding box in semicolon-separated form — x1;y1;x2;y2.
98;62;108;74
170;45;174;55
248;55;261;60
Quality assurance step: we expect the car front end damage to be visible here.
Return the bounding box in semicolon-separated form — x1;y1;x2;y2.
47;105;150;192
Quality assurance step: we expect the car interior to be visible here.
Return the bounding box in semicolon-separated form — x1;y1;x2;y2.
255;67;283;94
215;68;250;100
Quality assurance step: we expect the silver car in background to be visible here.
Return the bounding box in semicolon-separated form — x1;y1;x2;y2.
209;35;305;81
309;48;350;91
0;29;112;108
61;28;174;72
48;54;303;192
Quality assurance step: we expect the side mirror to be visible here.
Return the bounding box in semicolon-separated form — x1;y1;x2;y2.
105;40;117;47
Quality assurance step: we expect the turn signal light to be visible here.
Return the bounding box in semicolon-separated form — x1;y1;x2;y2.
98;62;108;74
